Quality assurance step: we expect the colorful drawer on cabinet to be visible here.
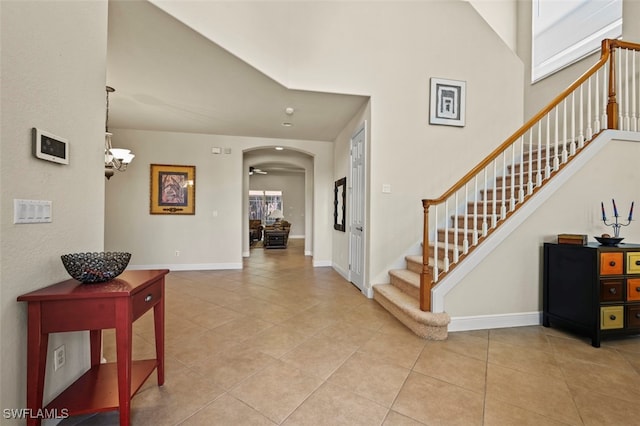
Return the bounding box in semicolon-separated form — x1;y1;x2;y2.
627;278;640;301
601;306;624;329
627;305;640;328
600;252;623;275
600;279;624;302
627;252;640;274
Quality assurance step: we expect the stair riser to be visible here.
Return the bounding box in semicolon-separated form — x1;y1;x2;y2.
437;229;474;244
455;216;488;230
428;245;461;260
464;202;501;215
406;258;424;275
508;163;544;175
389;274;420;299
480;188;519;201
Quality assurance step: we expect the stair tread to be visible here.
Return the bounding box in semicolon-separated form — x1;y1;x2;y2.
373;284;450;326
389;268;419;286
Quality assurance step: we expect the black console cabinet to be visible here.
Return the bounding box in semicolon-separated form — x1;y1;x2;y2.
543;242;640;347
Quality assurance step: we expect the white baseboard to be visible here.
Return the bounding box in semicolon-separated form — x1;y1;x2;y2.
128;262;242;271
304;250;312;256
448;311;542;332
332;263;349;280
313;260;332;267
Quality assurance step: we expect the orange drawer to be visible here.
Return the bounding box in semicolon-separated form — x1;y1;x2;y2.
628;306;640;328
600;252;623;275
600;280;624;302
132;280;162;321
628;278;640;301
601;306;624;330
627;252;640;274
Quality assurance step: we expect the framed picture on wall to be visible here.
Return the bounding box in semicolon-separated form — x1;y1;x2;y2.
334;177;346;232
429;77;466;127
150;164;196;215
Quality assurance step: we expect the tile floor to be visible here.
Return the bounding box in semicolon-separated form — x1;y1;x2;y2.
63;239;640;425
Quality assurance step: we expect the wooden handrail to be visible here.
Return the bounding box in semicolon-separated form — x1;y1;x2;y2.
419;39;640;311
423;39;616;207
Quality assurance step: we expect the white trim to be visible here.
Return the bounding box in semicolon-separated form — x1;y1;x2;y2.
313;260;332;267
128;262;242;271
304;250;313;256
531;0;622;82
332;262;349;281
449;311;542;332
432;130;640;313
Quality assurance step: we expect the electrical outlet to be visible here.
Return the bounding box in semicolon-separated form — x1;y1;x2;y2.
175;250;180;257
53;345;65;371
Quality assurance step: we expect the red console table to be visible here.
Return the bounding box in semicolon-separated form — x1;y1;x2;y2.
17;269;169;426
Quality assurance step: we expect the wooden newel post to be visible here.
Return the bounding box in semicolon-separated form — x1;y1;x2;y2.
606;39;619;130
420;200;431;311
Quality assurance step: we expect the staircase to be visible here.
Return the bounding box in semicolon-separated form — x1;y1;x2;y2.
373;149;546;339
373;39;640;339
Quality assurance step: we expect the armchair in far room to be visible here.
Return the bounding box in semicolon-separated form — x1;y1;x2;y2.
249;219;263;243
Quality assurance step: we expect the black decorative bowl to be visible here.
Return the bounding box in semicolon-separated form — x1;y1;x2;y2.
594;236;624;246
61;252;131;283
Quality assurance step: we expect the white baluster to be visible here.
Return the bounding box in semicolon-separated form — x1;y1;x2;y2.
545;115;552;179
453;193;459;264
570;92;576;156
492;160;498;228
527;131;534;195
473;175;479;245
501;152;506;220
579;84;585;148
586;77;593;140
633;50;638;132
562;99;568;163
518;138;524;204
482;168;488;237
624;48;630;131
553;107;560;171
618;46;623;127
594;69;600;133
463;183;469;254
602;64;608;129
433;205;438;282
443;200;449;272
537;122;543;186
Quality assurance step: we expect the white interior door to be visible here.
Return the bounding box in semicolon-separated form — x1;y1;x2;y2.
349;124;366;291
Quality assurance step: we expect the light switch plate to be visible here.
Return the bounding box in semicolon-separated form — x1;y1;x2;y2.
14;199;52;224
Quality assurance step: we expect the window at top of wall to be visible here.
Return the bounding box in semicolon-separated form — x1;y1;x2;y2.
531;0;622;83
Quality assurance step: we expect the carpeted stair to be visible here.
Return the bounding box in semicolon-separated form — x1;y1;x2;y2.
373;255;450;340
373;148;551;339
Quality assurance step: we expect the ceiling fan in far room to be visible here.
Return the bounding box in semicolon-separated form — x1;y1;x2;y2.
249;166;267;175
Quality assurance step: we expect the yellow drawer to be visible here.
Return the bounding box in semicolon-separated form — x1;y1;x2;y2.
601;306;624;330
601;252;623;275
627;252;640;274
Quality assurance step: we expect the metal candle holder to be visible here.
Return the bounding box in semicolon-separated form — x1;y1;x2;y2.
601;199;634;238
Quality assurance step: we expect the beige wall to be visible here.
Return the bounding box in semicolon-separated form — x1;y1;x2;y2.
0;0;108;417
105;129;334;269
151;1;525;291
446;135;640;317
517;0;640;118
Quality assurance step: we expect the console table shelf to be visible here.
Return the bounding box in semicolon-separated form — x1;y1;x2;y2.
17;269;169;426
46;360;157;415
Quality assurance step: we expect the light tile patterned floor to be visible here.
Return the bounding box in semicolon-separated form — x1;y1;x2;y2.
62;239;640;425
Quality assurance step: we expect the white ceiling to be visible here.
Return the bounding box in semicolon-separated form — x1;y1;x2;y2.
106;0;368;145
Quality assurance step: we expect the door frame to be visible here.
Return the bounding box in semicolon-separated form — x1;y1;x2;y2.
349;122;368;296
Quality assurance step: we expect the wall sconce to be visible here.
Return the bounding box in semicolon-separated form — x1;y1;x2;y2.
105;86;135;179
